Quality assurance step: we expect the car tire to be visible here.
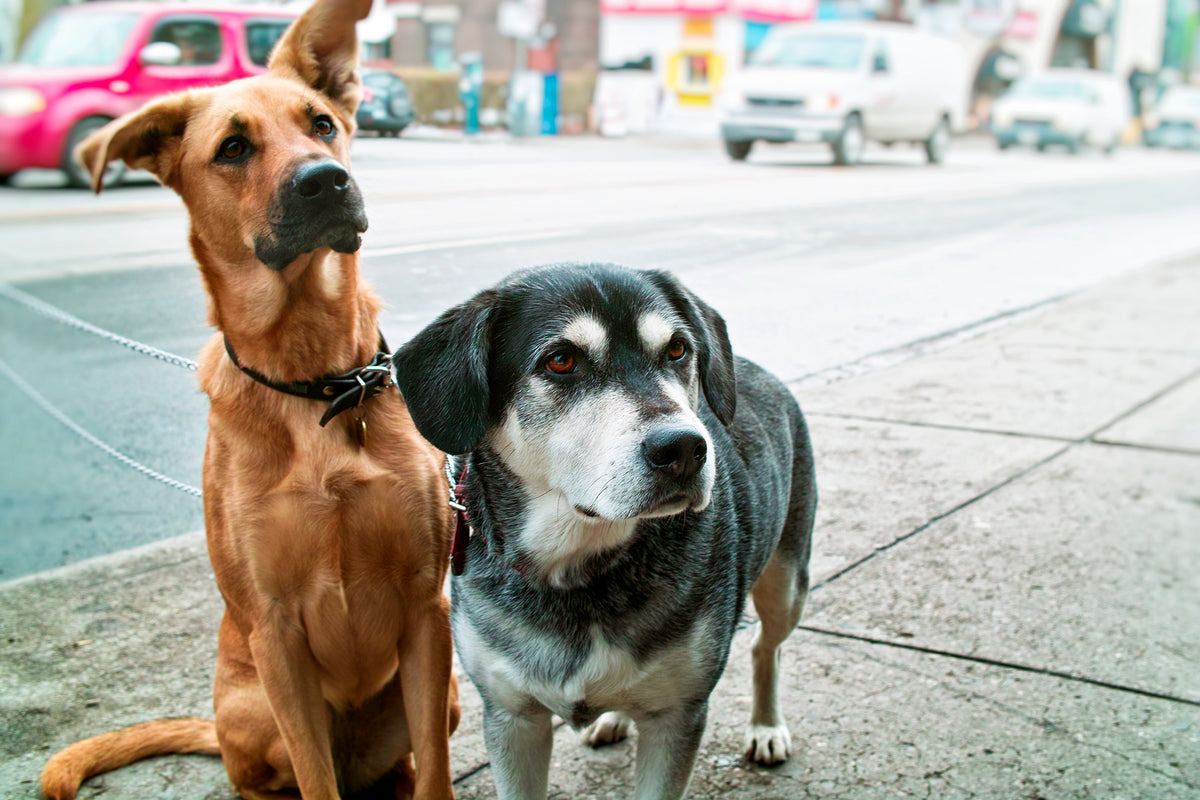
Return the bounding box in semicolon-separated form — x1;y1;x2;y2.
997;139;1011;151
832;113;864;166
64;116;125;190
724;139;752;161
0;173;11;186
924;116;950;165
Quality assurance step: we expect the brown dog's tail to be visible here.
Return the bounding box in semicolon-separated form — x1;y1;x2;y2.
41;718;219;800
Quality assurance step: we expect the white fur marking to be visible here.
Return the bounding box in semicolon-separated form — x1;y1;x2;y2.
637;312;674;355
562;315;609;360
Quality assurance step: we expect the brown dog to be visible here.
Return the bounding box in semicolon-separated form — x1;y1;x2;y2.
38;0;459;798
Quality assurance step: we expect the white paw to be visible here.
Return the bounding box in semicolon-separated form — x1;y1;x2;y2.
584;711;632;748
744;723;791;765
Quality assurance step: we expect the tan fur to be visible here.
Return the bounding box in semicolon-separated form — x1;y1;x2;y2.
41;0;459;798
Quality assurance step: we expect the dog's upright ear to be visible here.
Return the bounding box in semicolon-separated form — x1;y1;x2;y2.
268;0;373;122
646;270;737;425
75;93;193;194
393;292;497;455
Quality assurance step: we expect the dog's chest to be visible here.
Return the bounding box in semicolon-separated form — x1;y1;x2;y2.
456;611;708;725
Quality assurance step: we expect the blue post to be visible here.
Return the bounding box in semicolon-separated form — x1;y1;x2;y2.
459;55;483;135
541;72;559;135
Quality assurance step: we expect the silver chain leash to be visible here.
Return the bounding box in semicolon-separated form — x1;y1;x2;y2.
0;282;199;371
0;357;203;498
0;282;203;498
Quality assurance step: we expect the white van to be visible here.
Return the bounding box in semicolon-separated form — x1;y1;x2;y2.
719;22;968;165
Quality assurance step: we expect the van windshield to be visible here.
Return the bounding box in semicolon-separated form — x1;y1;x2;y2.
18;11;139;68
750;33;864;70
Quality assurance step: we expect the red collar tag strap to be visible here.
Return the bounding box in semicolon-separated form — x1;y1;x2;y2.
447;457;470;576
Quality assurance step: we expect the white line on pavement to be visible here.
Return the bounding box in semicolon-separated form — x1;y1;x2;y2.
362;229;583;258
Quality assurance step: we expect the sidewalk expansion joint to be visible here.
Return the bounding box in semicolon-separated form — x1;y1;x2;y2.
811;442;1075;591
785;291;1071;389
805;412;1077;444
799;625;1200;709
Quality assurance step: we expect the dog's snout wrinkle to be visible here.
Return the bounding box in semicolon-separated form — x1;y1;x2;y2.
292;159;350;201
643;427;707;480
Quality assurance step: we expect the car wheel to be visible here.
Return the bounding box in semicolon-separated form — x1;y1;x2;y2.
997;139;1011;151
832;113;864;166
1036;142;1048;153
724;139;752;161
64;116;125;190
924;116;950;165
0;173;11;186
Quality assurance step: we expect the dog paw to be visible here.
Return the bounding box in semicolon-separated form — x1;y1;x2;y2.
584;711;633;748
744;723;791;765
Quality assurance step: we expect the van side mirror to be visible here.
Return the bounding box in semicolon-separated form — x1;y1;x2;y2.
140;41;183;67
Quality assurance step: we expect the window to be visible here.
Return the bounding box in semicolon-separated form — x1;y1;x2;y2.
750;33;864;71
427;22;455;71
18;11;139;67
245;19;291;67
150;16;223;66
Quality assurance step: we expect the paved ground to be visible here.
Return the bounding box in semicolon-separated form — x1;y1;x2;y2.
2;253;1196;800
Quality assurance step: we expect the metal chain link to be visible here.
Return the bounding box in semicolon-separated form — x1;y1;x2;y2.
0;357;203;498
0;282;199;371
0;282;202;498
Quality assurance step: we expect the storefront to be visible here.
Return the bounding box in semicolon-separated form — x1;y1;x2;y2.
597;0;818;134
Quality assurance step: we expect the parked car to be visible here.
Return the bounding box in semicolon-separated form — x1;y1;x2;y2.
1142;85;1200;150
0;2;296;188
718;21;968;166
356;69;414;136
990;69;1130;154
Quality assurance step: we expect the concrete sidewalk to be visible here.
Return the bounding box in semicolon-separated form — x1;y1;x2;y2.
2;257;1198;799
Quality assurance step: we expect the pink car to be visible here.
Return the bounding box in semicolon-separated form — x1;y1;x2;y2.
0;2;297;188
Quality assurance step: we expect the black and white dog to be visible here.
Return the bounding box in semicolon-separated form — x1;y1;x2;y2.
394;263;816;800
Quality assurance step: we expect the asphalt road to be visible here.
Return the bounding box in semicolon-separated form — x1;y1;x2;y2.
3;133;1200;580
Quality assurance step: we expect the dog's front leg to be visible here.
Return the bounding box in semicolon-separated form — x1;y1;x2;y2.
247;625;340;800
398;607;456;800
631;700;709;800
481;700;554;800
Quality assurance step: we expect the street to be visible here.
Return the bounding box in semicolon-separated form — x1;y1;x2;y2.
3;134;1200;579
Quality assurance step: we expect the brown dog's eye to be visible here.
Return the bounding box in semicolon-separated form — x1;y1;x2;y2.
314;116;335;138
216;136;250;163
667;338;688;361
544;353;577;375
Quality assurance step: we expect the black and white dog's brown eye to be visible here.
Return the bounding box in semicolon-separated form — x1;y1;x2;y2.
667;338;688;361
545;352;577;375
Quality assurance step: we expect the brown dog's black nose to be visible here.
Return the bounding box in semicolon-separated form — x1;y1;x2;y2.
293;159;350;202
643;428;707;480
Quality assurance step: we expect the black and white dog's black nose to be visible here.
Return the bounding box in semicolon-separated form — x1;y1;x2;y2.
292;159;350;202
643;427;707;480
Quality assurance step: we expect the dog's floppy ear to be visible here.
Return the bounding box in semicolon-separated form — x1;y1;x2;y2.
269;0;373;122
394;292;497;455
646;270;737;425
75;93;192;194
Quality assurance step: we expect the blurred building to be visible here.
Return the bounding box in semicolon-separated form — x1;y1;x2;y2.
370;0;598;71
597;0;1199;133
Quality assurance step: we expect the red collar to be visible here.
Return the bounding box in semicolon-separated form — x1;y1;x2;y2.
450;461;470;576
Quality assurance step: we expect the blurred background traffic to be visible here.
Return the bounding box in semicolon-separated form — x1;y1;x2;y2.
2;0;1200;186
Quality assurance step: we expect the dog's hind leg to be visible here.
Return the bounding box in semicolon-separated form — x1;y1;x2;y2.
744;551;809;765
584;710;633;747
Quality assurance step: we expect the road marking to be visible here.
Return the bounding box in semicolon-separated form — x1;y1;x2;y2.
362;229;583;258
